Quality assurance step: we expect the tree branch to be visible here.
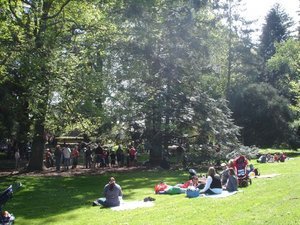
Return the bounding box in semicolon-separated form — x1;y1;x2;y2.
8;0;25;28
45;0;72;20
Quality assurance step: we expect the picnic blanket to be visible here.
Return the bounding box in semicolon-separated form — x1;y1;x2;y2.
111;201;155;211
95;197;155;211
203;191;238;198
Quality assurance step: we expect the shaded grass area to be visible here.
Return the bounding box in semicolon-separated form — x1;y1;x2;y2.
0;154;299;225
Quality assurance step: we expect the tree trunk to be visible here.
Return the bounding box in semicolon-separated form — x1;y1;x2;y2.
26;59;50;171
149;131;163;166
148;105;163;166
27;121;46;171
27;75;50;171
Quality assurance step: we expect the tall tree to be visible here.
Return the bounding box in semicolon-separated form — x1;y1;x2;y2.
0;1;134;166
0;0;114;170
44;1;116;138
267;39;300;147
104;0;240;164
258;3;294;85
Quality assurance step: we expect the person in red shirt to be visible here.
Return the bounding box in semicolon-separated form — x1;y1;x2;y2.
71;146;80;169
129;146;137;166
176;175;205;189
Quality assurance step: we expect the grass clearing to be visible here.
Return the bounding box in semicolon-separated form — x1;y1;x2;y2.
0;152;299;225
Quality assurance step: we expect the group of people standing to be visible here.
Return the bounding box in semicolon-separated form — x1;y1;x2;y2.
52;145;80;171
46;142;138;172
84;143;137;169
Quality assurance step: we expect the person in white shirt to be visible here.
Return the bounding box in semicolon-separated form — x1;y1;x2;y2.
200;167;223;195
62;145;71;170
15;150;20;170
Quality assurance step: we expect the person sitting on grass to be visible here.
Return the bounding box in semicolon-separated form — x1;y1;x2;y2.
279;153;287;162
257;154;267;163
93;177;123;207
223;168;238;192
273;153;279;162
200;167;222;195
220;159;234;186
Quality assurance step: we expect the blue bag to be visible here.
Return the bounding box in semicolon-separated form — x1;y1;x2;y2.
186;188;200;198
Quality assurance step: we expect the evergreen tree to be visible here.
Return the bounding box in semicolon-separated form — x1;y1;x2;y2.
229;83;293;147
104;0;241;165
258;3;294;84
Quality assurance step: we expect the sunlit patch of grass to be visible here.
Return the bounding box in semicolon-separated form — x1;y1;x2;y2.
0;151;299;225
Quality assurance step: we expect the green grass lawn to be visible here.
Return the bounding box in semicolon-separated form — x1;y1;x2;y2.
1;152;299;225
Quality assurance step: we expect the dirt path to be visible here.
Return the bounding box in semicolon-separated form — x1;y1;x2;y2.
0;165;150;177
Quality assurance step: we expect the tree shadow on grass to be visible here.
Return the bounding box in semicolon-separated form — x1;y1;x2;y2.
0;169;190;220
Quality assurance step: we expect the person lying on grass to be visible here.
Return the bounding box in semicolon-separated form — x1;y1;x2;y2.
200;167;222;195
155;182;184;194
93;177;123;207
175;175;205;189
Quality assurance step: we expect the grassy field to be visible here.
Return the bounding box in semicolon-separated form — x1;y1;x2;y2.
0;151;299;225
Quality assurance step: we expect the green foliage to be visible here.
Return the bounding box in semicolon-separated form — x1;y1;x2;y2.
266;39;300;148
0;0;296;169
259;4;293;62
229;83;293;147
101;0;242;163
267;39;300;98
226;145;259;160
267;39;300;76
0;84;15;138
258;3;294;87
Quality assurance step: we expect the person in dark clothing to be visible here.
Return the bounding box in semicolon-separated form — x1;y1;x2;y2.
116;145;125;167
54;145;62;171
176;144;184;164
85;147;92;169
94;144;103;168
103;150;109;167
257;154;267;163
110;150;116;167
200;167;222;195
